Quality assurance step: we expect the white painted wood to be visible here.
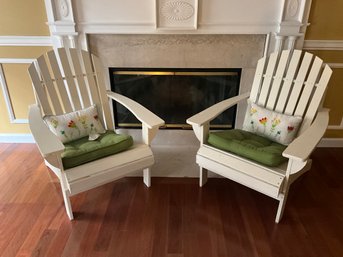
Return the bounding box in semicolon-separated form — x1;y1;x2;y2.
28;65;53;115
107;91;165;129
199;167;208;187
69;155;154;196
258;52;279;106
143;168;151;187
37;55;64;115
266;50;290;109
188;50;332;222
293;56;322;116
299;66;333;134
275;50;302;113
28;104;64;157
69;48;91;107
196;148;285;199
0;134;34;143
46;50;73;113
0;36;52;46
303;40;343;50
304;73;333;129
186;92;250;126
28;48;165;220
57;48;82;110
65;144;152;181
250;57;267;103
91;54;114;130
62;189;74;220
142;125;160;145
80;50;102;109
0;58;35;64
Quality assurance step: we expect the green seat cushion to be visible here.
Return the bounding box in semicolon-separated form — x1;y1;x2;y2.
207;129;287;167
62;130;133;169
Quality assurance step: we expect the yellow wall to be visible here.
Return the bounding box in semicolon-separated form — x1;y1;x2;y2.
305;0;343;40
305;0;343;138
0;0;49;36
0;0;51;134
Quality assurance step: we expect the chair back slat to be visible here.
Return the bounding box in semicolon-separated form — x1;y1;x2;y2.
250;56;267;103
257;52;279;106
37;55;64;115
28;64;53;115
248;49;332;137
281;52;313;116
81;50;105;122
298;65;332;134
57;48;82;110
292;56;322;116
91;54;114;130
30;48;115;131
69;48;91;107
274;50;302;113
46;50;73;113
266;50;290;110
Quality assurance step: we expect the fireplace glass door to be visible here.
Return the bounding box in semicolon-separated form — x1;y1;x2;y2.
110;68;240;129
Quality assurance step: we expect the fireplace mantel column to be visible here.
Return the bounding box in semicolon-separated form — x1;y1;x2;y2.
271;0;312;52
44;0;78;49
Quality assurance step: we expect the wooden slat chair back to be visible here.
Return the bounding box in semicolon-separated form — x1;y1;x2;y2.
187;49;332;223
28;48;164;220
250;50;332;135
29;48;113;130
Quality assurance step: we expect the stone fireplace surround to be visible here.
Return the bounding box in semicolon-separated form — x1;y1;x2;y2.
89;34;265;177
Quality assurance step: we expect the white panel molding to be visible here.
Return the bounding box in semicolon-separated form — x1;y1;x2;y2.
303;40;343;50
0;134;34;143
0;59;34;124
318;138;343;148
0;36;52;46
326;63;343;69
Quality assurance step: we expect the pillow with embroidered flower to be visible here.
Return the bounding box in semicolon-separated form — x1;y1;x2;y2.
242;100;303;145
44;105;106;143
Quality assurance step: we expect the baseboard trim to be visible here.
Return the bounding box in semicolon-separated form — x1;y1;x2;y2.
318;138;343;148
0;134;34;143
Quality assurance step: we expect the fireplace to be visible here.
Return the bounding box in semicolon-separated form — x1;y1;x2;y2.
110;68;241;129
89;34;265;177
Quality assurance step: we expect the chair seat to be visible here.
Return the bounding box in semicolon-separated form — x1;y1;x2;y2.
62;130;133;169
207;129;287;167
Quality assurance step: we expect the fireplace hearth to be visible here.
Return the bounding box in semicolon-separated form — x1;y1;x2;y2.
110;68;241;129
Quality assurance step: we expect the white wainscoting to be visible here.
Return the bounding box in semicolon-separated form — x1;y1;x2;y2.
0;134;34;143
0;36;52;46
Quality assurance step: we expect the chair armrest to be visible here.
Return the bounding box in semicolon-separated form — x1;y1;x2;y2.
28;104;64;158
186;92;250;126
107;91;165;129
283;109;329;162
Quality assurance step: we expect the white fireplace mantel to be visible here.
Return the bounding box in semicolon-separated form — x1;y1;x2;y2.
44;0;313;52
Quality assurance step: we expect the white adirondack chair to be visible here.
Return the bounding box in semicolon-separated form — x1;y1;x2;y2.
28;48;164;220
187;50;332;223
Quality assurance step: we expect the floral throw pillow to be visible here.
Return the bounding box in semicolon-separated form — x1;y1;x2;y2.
242;100;303;145
44;105;106;143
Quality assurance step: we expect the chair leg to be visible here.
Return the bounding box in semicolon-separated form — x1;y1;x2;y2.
199;167;208;187
275;191;289;223
61;189;74;220
143;168;151;187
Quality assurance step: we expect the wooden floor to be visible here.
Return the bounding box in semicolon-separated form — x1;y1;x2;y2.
0;144;343;257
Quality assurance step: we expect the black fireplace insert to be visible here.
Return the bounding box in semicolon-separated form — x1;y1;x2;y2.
109;68;241;129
